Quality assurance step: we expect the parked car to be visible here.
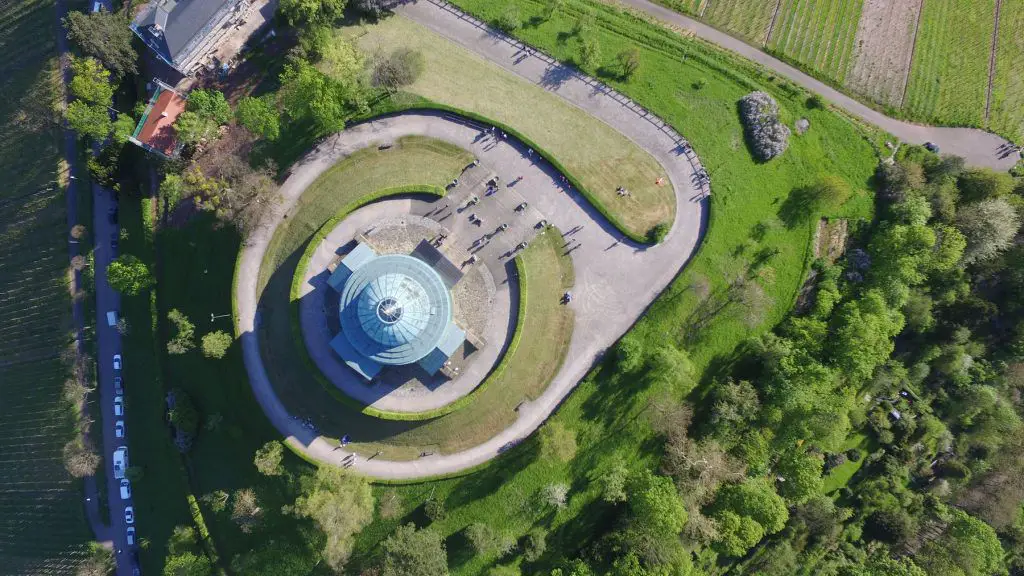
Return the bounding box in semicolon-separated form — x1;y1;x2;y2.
126;526;136;546
115;420;125;438
113;395;124;417
106;311;118;327
119;479;131;500
124;506;134;525
113;447;127;479
113;354;122;371
114;376;123;395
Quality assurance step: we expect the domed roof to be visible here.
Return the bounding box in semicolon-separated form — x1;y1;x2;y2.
338;254;451;365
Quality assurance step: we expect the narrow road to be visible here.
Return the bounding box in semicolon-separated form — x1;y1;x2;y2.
239;0;709;481
610;0;1020;169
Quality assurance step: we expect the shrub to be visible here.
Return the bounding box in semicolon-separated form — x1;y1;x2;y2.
253;441;284;476
495;5;520;31
739;91;790;161
806;95;824;109
522;527;548;561
201;330;232;359
615;333;644;372
646;222;669;244
617;47;641;80
371;48;425;93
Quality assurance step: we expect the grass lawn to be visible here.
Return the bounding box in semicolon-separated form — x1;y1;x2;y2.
0;0;95;571
987;0;1024;142
118;195;194;574
821;433;871;493
343;16;673;239
256;136;574;458
904;0;996;127
767;0;863;85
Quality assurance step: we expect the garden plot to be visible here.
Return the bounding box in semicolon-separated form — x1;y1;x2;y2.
844;0;923;109
903;0;997;126
987;0;1024;142
702;0;780;44
767;0;864;85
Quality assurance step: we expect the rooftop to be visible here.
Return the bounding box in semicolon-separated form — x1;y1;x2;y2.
130;81;187;158
131;0;237;69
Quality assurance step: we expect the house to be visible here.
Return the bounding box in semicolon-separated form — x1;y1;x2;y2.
131;0;260;76
129;79;187;158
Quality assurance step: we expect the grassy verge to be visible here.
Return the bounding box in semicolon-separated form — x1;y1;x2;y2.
987;0;1024;143
345;15;673;239
821;433;871;494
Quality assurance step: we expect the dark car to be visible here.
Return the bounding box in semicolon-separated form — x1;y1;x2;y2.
924;141;940;153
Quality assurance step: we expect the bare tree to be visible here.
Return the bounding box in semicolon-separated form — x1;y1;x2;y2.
63;439;101;477
231;488;263;533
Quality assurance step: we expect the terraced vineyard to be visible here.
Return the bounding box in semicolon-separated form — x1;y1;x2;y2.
0;0;94;572
767;0;863;84
702;0;779;44
988;0;1024;142
903;0;997;127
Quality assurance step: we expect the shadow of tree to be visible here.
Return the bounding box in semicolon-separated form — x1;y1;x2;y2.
778;184;819;228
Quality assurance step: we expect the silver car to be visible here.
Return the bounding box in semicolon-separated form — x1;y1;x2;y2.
126;526;136;546
119;479;131;500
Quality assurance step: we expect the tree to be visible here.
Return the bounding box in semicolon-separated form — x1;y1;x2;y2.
542;483;569;509
168;388;200;437
63;10;138;76
522;527;548;562
957;168;1014;202
712;478;788;556
601;460;630;503
253;441;284;476
616;47;641;80
235;96;280;141
381;523;448;576
280;60;352;136
828;290;903;382
231;488;263;533
174;111;220;146
320;36;366;88
63;439;100;477
371;48;425;93
279;0;347;25
779;176;851;226
167;309;196;355
775;451;823;504
542;0;566;21
629;471;688;535
540;421;577;462
163;551;213;576
69;56;113;104
495;5;521;31
864;508;915;546
201;490;229;513
111;114;136;146
956;198;1021;264
77;543;114;576
917;509;1008;576
288;466;374;571
840;555;926;576
106;254;153;295
354;0;388;17
579;35;601;69
201;330;232;359
614;333;644;373
424;497;446;523
168;525;198;555
66;100;112;141
465;523;514;556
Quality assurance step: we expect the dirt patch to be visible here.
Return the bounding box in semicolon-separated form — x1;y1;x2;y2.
845;0;923;108
814;217;848;262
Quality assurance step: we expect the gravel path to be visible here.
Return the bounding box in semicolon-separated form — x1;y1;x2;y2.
235;17;709;480
601;0;1020;168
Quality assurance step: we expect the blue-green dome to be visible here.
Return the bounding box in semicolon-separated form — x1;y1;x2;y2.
338;254;451;365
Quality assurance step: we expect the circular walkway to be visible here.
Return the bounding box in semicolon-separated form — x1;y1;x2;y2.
236;14;710;481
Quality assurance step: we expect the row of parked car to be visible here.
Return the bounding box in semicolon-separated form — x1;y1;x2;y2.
110;353;137;550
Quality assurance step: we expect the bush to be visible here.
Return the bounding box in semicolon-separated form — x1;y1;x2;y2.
615;333;645;372
806;95;824;109
646;222;669;244
106;254;153;295
617;47;641;80
371;48;425;93
495;5;520;31
739;91;790;161
522;527;548;562
253;441;284;476
201;330;232;359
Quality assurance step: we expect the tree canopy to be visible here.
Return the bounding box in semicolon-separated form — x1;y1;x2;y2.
235;96;281;141
106;254;154;295
381;523;448;576
288;466;373;571
63;10;138;77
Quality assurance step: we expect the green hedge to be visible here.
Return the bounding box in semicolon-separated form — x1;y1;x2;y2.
186;492;227;576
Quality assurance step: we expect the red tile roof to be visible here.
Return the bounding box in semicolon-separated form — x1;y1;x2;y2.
135;86;187;157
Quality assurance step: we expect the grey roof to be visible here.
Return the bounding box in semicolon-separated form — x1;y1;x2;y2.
327;242;377;292
132;0;236;67
417;323;466;375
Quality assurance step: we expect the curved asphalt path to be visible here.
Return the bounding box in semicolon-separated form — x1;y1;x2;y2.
238;4;710;479
605;0;1020;169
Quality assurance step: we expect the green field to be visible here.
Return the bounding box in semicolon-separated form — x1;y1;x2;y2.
0;0;94;572
767;0;863;85
904;0;996;127
346;16;673;240
988;0;1024;142
703;0;779;44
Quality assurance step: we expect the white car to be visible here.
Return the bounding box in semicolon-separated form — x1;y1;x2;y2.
119;479;131;500
113;447;127;479
124;506;135;525
113;354;122;371
114;420;125;438
113;396;124;417
114;376;123;395
126;526;136;546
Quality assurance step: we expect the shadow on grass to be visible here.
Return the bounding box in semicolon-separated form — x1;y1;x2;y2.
777;185;820;228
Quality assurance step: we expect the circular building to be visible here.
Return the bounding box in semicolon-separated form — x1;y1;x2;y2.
327;242;466;381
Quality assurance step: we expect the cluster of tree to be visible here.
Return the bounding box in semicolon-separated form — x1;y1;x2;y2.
662;147;1024;575
163;525;214;576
